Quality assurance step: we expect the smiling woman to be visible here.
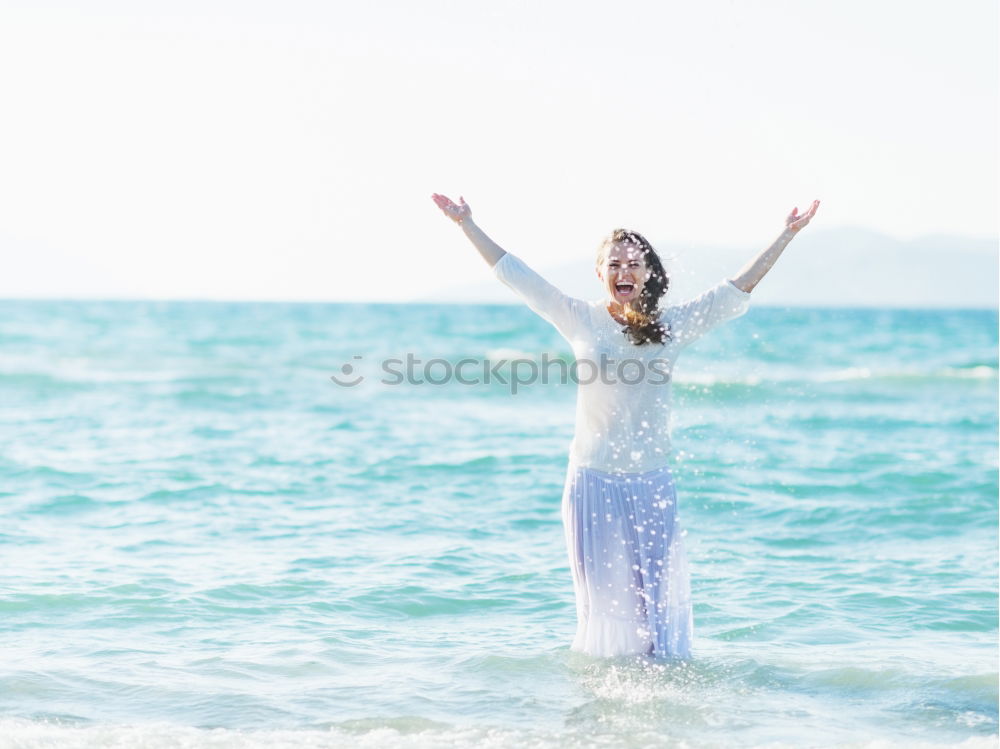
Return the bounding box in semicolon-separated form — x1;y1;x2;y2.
430;191;819;659
595;229;670;345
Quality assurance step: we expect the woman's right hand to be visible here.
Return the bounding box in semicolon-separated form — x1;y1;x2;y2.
431;193;472;224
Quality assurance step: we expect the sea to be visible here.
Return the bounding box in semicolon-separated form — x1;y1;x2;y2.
0;298;996;749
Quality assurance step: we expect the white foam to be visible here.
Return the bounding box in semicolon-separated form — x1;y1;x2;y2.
0;718;994;749
674;365;998;387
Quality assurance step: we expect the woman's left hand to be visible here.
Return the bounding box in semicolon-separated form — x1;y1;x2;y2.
785;200;820;234
432;193;472;224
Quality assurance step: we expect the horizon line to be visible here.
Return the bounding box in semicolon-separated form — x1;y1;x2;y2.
0;295;996;313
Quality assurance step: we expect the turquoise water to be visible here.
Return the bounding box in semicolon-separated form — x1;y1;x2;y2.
0;299;996;748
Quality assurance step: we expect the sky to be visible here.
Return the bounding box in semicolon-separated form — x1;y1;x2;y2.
0;0;996;303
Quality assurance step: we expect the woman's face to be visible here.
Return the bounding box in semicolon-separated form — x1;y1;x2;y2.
598;242;650;305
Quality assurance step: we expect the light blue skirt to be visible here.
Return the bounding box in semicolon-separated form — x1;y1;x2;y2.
561;460;693;659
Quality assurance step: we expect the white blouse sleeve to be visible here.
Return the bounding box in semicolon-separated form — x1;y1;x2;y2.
491;252;587;342
664;279;751;349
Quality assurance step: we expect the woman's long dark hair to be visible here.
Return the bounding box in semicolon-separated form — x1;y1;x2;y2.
596;229;671;346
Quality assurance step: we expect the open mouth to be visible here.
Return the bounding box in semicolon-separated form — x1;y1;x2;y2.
615;282;636;295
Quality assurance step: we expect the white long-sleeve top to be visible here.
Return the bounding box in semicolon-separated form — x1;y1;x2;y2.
492;251;751;474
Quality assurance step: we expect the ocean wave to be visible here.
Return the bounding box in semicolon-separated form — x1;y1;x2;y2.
675;365;997;387
351;454;501;481
0;717;994;749
811;365;998;383
0;371;96;391
348;584;514;618
454;359;998;387
21;493;105;515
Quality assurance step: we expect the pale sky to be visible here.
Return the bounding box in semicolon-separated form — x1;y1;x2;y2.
0;0;996;302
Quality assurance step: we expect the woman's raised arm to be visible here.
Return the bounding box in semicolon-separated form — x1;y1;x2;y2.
431;193;586;342
730;200;821;293
431;193;506;268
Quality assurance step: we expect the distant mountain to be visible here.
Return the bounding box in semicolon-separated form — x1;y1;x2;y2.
413;228;998;309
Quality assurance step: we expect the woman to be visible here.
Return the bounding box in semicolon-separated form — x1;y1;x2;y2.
431;193;820;659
